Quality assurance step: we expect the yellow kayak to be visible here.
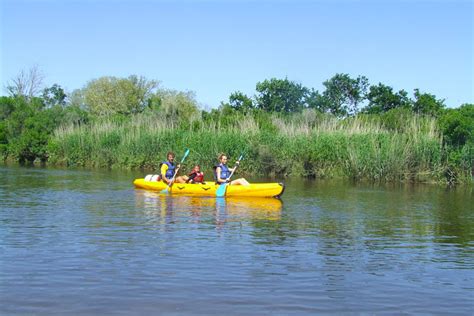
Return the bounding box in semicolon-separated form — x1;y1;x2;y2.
133;178;285;198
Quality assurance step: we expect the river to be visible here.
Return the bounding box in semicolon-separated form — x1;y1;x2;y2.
1;165;473;315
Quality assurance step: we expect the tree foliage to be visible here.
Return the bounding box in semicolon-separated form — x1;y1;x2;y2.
228;91;254;113
1;70;471;183
255;78;309;113
42;84;67;108
317;74;369;116
439;104;474;147
81;75;159;116
0;96;65;162
153;89;200;124
363;83;410;114
412;89;445;116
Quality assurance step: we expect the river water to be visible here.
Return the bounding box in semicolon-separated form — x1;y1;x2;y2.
1;165;473;315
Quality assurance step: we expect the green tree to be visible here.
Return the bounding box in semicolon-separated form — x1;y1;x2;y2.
0;97;13;156
412;89;445;116
1;96;65;162
317;73;369;116
68;88;86;108
255;78;309;113
306;89;330;113
363;83;410;114
0;96;16;120
82;75;159;116
42;84;67;107
153;89;200;124
439;104;474;147
228;91;254;113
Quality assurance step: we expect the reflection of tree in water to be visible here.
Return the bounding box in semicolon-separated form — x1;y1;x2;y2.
434;187;474;246
431;187;474;267
135;182;473;270
245;181;474;295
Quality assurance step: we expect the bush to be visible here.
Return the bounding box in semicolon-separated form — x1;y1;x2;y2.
0;96;65;162
439;104;474;147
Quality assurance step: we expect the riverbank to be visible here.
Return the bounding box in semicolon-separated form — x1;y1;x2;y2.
47;112;472;185
1;77;472;185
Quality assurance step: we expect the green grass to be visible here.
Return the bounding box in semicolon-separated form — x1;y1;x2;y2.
48;110;471;184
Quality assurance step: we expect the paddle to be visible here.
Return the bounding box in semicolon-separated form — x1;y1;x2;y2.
216;154;243;197
161;148;190;194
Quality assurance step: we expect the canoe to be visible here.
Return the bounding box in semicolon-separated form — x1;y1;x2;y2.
133;178;285;198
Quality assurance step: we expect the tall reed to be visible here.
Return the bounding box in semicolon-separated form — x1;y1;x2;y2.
49;110;457;183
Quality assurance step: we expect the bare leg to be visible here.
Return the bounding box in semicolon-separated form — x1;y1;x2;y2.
175;176;188;183
230;178;250;186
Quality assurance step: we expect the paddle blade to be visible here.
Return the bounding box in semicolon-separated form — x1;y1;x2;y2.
181;149;190;163
161;181;174;194
216;183;227;197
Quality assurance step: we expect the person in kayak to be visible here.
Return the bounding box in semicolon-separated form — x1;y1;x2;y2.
185;165;205;184
214;154;250;186
161;151;187;184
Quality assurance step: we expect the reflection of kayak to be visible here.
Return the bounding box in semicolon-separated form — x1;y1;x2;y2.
135;192;282;222
219;197;282;220
133;179;285;198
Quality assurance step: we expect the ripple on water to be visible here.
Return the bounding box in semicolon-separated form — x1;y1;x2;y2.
1;166;473;315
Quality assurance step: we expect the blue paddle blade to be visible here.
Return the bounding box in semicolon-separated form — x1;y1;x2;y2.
216;183;227;197
181;149;190;163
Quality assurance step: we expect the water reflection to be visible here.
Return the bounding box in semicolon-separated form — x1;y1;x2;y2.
135;190;283;226
2;165;474;315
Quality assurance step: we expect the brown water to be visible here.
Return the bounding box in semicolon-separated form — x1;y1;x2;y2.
1;165;473;315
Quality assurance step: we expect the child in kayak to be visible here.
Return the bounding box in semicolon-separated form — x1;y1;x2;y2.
186;165;205;184
214;154;250;186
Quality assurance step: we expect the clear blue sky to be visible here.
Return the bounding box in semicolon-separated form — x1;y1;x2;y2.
1;0;472;108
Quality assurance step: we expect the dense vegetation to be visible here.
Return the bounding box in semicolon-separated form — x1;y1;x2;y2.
1;69;472;184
